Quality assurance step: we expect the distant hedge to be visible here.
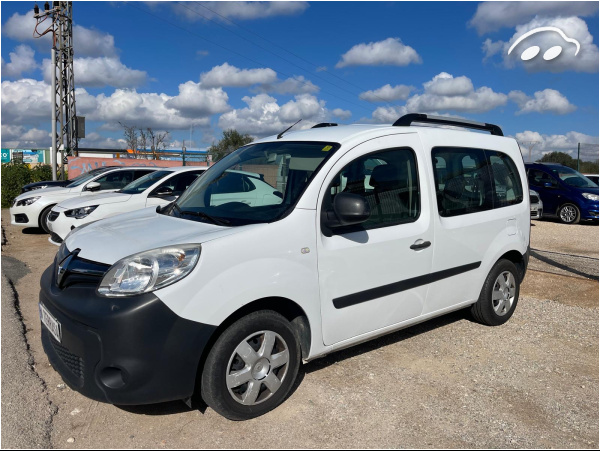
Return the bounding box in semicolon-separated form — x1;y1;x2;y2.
1;163;57;208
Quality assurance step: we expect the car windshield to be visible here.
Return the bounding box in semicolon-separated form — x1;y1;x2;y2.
170;141;340;226
119;170;171;194
66;171;100;188
550;166;598;188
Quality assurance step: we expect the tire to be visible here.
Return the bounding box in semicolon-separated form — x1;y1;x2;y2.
201;310;301;420
39;205;55;234
558;203;580;224
471;259;520;326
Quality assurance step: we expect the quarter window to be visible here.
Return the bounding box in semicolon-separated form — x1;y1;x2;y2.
432;147;523;217
325;148;420;231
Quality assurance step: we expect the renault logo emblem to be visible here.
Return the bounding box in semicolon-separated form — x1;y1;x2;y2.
56;253;74;287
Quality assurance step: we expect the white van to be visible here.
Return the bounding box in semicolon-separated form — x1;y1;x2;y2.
39;114;530;420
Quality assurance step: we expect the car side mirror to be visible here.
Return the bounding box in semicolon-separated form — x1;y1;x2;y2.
85;181;101;192
324;192;371;229
543;182;553;188
153;186;173;197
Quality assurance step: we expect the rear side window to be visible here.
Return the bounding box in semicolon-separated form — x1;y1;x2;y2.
94;170;135;190
326;147;420;231
432;147;523;217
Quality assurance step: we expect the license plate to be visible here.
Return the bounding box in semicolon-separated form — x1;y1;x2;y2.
39;303;62;343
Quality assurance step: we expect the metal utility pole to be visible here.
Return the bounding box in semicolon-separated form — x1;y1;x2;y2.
518;141;541;163
577;142;581;172
33;1;77;181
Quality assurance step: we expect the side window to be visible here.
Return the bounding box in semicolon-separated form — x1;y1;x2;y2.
132;169;155;180
93;170;134;190
153;172;202;197
528;169;556;187
326;147;420;231
212;172;256;194
488;153;523;207
432;148;493;217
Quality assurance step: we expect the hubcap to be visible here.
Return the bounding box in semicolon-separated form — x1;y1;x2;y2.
492;271;516;316
226;330;290;406
560;205;577;223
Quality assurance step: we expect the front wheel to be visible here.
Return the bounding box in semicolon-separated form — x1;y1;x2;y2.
558;203;580;224
39;205;55;234
201;310;301;420
471;259;520;326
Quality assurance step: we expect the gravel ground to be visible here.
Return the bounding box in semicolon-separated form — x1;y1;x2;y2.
531;218;599;258
1;209;598;448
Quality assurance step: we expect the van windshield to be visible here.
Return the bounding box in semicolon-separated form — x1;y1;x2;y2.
550;166;598;188
169;141;340;226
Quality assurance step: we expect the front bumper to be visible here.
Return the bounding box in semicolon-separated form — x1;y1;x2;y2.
9;203;43;227
46;208;76;241
39;264;216;405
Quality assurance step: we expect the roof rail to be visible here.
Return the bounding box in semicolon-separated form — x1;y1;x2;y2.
393;113;503;136
312;123;338;128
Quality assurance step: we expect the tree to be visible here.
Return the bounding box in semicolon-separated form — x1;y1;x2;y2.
146;128;170;160
119;122;138;155
208;129;254;162
120;123;169;159
538;151;576;169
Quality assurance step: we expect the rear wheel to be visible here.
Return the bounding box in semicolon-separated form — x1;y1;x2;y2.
201;310;301;420
558;203;580;224
39;205;55;234
471;259;520;326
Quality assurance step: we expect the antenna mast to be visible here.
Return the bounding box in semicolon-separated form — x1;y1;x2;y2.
34;1;77;180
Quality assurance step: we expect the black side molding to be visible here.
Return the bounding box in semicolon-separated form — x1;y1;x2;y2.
393;113;503;136
333;262;482;309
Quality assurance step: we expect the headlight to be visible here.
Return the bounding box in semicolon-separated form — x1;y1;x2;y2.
64;205;98;219
16;196;40;206
98;245;201;297
582;193;599;201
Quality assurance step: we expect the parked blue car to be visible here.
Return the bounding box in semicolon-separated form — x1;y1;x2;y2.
525;163;599;224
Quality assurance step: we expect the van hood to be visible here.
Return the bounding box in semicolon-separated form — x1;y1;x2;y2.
56;192;132;210
65;207;262;265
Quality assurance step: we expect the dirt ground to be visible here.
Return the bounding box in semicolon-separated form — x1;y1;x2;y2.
1;210;598;448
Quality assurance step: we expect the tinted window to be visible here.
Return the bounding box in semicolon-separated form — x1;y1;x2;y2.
152;171;204;197
433;147;523;217
489;153;524;207
433;148;493;217
325;148;420;231
92;170;135;190
121;170;171;195
528;169;557;187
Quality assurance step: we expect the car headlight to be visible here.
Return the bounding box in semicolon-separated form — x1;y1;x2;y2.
98;245;201;297
582;193;599;201
16;196;40;206
64;205;98;219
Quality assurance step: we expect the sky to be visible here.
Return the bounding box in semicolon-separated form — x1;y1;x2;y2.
1;1;599;161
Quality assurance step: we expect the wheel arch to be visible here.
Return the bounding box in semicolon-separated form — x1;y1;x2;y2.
497;249;526;282
39;204;57;229
193;296;312;398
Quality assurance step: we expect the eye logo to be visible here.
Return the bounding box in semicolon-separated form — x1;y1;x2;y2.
508;26;580;61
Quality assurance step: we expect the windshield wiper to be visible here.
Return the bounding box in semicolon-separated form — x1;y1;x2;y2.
172;204;230;226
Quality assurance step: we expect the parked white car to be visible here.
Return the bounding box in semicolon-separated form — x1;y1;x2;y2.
10;167;157;233
529;189;543;219
47;166;208;244
39;114;530;420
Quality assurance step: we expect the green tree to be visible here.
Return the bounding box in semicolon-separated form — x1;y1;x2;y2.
208;129;253;162
537;151;576;169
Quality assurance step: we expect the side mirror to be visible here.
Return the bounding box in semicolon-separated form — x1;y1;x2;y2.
153;186;173;197
85;181;101;192
543;182;553;188
324;192;371;228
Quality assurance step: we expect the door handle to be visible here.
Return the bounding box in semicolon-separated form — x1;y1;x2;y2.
410;240;431;250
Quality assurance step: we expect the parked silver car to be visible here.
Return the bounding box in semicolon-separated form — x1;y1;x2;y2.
530;189;543;220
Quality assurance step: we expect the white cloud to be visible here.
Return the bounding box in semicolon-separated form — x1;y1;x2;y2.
200;63;277;87
42;57;148;88
482;16;599;73
2;13;118;57
405;72;507;113
371;106;409;124
79;132;127;149
509;89;576;115
1;79;52;126
332;108;352;120
174;1;309;21
469;1;599;34
1;125;51;148
218;93;326;137
256;75;319;95
336;38;422;68
164;81;231;117
514;130;599;160
359;84;413;102
1;45;37;78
